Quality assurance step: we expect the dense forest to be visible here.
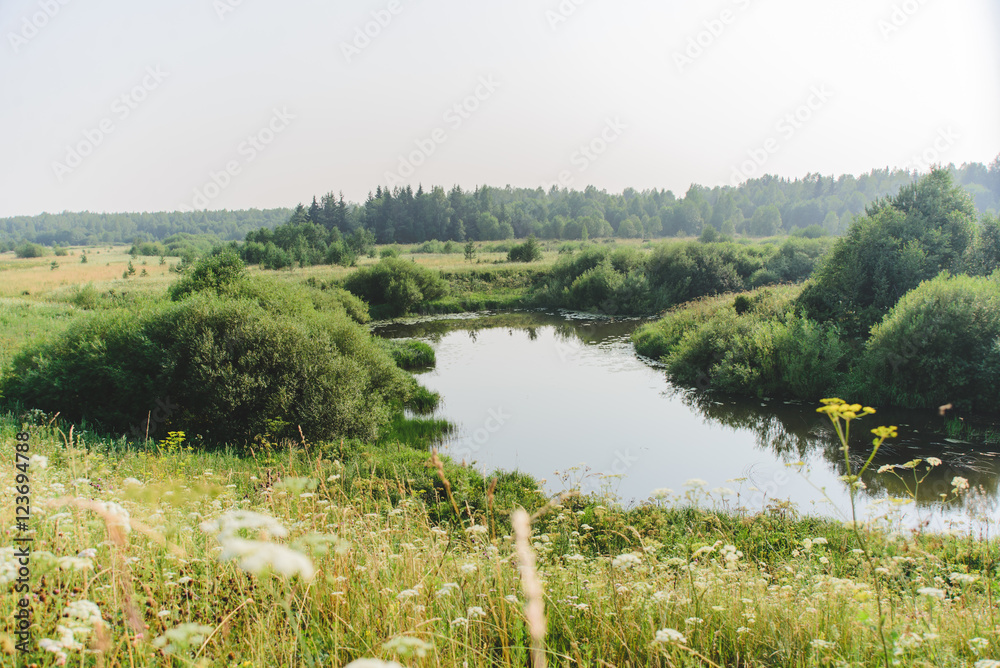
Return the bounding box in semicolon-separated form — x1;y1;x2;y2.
0;208;291;247
3;161;997;250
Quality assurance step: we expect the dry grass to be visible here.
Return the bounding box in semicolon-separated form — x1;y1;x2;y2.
0;247;173;300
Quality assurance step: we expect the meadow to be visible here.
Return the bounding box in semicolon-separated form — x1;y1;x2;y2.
1;217;999;667
3;406;1000;667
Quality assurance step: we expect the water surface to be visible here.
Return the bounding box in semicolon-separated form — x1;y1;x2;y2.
376;311;1000;529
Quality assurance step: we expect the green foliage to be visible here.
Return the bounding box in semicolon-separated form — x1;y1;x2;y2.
375;415;453;449
14;242;46;258
241;208;361;269
3;293;419;446
464;240;476;262
791;224;828;239
699;224;720;243
634;286;850;399
382;339;436;370
966;213;1000;276
380;245;402;259
798;170;978;338
854;273;1000;413
168;251;247;301
342;257;448;317
411;239;459;254
536;240;831;315
507;235;543;263
69;285;100;310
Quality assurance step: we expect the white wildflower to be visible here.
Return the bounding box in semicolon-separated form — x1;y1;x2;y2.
435;583;460;598
654;628;687;645
926;457;942;467
217;537;315;580
917;587;946;599
684;478;708;489
396;588;420;601
612;553;641;570
200;510;288;539
29;454;48;469
467;606;486;619
153;623;214;655
382;634;433;659
969;637;990;655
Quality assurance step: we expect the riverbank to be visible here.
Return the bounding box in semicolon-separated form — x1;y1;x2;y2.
4;410;999;667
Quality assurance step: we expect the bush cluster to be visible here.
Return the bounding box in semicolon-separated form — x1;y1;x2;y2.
537;238;831;315
3;258;432;445
342;257;448;317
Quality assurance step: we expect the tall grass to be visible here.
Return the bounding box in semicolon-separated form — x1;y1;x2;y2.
4;411;1000;667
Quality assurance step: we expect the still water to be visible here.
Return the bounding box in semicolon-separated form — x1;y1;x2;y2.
376;311;1000;529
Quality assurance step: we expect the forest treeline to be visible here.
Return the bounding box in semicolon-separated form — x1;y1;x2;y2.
3;161;998;249
0;208;291;248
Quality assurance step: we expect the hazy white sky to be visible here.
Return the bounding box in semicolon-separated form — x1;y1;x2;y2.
1;0;998;216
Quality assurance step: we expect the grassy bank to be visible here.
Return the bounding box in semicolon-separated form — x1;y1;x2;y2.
4;411;1000;667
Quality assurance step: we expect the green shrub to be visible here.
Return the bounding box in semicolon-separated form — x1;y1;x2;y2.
790;224;828;239
798;170;977;338
854;273;1000;413
130;241;168;257
3;294;419;445
382;339;436;370
967;213;1000;276
68;285;100;310
507;235;543;263
15;242;46;258
342;257;448;317
634;285;849;399
169;251;247;301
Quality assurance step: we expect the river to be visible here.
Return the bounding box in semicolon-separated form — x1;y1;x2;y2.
375;310;1000;531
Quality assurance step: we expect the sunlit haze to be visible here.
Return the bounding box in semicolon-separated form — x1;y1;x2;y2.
2;0;998;216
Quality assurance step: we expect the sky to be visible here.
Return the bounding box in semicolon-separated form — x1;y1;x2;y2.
1;0;998;217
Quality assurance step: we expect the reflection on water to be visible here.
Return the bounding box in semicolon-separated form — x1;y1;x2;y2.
375;310;1000;526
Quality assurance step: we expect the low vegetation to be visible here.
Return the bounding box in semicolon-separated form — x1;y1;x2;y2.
3;404;999;667
2;255;435;446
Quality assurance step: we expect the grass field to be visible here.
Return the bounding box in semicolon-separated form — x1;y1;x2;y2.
3;413;1000;667
3;240;999;667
